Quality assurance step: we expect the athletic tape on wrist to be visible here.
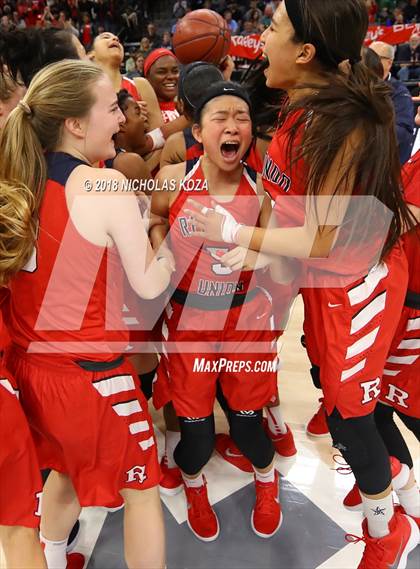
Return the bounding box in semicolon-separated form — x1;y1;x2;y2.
148;127;165;150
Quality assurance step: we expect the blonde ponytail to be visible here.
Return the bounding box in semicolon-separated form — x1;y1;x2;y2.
0;179;36;285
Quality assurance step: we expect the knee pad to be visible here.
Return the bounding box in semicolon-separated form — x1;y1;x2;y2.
228;410;274;469
327;408;391;495
174;415;215;476
138;368;157;401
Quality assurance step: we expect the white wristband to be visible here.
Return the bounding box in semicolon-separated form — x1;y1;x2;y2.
214;204;243;244
147;127;165;150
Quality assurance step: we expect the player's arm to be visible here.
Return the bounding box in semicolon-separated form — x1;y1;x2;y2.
113;152;151;182
188;130;359;258
160;132;186;168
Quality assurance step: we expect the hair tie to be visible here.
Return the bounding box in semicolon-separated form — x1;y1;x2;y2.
18;100;32;117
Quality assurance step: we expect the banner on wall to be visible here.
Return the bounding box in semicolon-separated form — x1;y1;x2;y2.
228;24;420;60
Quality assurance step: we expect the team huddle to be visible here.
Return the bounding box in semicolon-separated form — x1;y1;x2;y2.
0;1;419;569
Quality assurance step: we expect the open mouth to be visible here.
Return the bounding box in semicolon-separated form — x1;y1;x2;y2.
220;141;240;160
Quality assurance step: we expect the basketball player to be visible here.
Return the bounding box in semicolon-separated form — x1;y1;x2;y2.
343;140;420;523
144;48;180;124
0;181;46;568
185;1;419;566
0;60;173;569
151;82;298;541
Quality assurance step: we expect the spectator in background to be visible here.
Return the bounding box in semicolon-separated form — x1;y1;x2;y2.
173;0;188;19
396;34;420;81
370;40;415;163
403;0;419;23
161;30;172;49
1;15;12;31
224;9;238;33
392;7;404;24
135;52;145;76
80;12;93;49
12;10;26;29
247;8;262;31
138;36;151;58
244;0;262;21
261;4;273;29
146;22;162;49
241;19;256;35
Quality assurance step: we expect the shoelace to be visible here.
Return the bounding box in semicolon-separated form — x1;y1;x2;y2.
255;481;278;515
345;533;386;568
331;454;353;475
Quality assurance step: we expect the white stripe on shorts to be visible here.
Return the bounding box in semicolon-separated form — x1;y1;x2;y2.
386;354;418;365
383;369;400;376
346;326;380;359
347;263;388;306
138;436;155;450
350;291;386;335
129;420;150;435
341;358;367;382
93;374;135;397
113;399;142;416
397;338;420;350
407;317;420;331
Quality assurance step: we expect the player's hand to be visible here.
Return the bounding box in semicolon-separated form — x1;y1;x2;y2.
221;247;272;272
184;199;243;243
219;55;235;80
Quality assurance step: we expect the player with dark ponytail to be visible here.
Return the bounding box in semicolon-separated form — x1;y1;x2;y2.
186;2;419;566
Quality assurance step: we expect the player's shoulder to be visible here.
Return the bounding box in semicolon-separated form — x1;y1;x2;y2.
156;161;186;182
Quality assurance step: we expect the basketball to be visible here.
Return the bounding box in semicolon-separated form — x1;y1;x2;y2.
172;9;231;65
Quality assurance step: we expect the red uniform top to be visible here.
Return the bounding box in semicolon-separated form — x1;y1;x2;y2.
169;158;260;297
402;150;420;293
121;77;140;101
159;101;179;124
7;152;128;360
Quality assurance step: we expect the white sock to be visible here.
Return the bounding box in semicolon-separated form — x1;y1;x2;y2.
165;430;180;468
397;484;420;518
265;405;288;435
182;472;204;488
254;464;276;483
39;534;67;569
362;493;394;538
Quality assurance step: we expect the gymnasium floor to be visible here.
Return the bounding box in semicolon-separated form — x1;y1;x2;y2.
2;297;419;568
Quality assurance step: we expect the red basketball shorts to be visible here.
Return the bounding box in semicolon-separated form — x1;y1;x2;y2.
154;289;278;417
380;303;420;418
4;349;160;507
0;370;42;528
301;245;408;419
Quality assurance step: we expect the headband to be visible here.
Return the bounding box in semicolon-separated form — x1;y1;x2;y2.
194;81;252;123
144;48;177;76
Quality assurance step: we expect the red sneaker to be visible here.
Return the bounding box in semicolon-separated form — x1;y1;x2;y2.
66;552;85;569
263;418;297;458
184;477;220;542
306;399;330;437
159;455;183;496
346;513;419;569
395;504;420;531
251;470;283;538
214;434;253;473
342;457;410;512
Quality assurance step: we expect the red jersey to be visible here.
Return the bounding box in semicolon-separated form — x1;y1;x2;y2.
169;158;260;297
7;152;128;360
402;150;420;293
121;77;140;101
245;138;264;174
159;101;179;124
